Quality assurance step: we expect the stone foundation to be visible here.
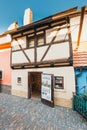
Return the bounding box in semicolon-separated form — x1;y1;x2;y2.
0;84;11;94
54;97;72;108
12;89;28;98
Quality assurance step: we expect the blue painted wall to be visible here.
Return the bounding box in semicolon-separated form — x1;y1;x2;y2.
75;69;87;94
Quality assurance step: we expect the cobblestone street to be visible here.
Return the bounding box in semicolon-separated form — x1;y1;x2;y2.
0;93;87;130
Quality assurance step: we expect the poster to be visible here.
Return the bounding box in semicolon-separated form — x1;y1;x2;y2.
41;74;52;101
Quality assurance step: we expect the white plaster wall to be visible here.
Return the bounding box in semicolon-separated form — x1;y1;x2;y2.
12;51;29;64
12;48;34;64
12;66;75;100
0;34;11;44
12;42;70;64
12;69;28;98
78;41;87;52
70;15;87;51
80;14;87;42
32;66;75;99
44;42;70;60
37;46;48;62
12;37;26;51
70;16;80;42
25;49;34;62
12;44;20;51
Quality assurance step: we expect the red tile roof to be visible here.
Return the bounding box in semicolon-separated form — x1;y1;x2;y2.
73;51;87;67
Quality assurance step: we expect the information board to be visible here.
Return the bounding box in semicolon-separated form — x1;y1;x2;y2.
41;73;54;107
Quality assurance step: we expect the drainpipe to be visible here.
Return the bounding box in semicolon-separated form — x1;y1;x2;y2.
75;68;82;95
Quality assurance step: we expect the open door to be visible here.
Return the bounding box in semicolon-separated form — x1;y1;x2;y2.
28;72;41;99
28;72;31;99
41;73;54;107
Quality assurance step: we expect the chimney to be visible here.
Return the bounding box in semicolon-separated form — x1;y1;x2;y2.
24;8;33;25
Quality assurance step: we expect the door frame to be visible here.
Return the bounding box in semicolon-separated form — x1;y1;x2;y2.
28;71;42;99
28;72;54;107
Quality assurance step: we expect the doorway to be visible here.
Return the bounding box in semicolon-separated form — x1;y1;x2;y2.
28;72;42;99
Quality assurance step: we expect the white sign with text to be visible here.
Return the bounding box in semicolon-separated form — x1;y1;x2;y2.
41;74;52;101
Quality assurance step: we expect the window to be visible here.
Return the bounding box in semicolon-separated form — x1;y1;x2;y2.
0;71;2;80
17;77;22;84
55;76;64;89
28;37;35;48
37;35;44;46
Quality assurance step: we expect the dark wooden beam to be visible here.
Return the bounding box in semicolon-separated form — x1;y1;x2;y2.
11;62;70;69
66;17;73;62
34;31;37;64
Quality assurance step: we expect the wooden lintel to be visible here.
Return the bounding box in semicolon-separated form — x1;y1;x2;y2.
51;19;66;27
36;25;48;31
23;30;34;35
11;62;70;69
12;33;22;38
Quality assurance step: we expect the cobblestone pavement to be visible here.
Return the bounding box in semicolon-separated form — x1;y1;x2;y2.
0;93;87;130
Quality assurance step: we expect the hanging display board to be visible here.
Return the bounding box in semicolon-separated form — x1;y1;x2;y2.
41;73;54;107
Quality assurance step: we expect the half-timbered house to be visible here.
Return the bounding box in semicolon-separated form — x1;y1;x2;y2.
10;7;82;108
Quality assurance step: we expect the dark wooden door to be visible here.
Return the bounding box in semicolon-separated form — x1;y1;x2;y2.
28;72;32;99
28;72;42;98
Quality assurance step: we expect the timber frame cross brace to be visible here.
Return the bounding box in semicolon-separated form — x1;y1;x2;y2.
15;38;31;63
40;18;70;62
40;27;61;62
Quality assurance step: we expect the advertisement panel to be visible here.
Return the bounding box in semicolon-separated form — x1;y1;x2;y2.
41;73;52;101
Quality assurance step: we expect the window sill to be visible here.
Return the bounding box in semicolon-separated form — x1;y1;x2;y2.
54;88;66;93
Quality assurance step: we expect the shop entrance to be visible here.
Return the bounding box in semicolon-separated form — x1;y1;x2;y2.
28;72;42;99
28;72;54;107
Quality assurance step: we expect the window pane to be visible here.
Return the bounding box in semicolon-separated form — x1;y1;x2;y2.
29;39;34;47
37;36;44;46
55;76;64;89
